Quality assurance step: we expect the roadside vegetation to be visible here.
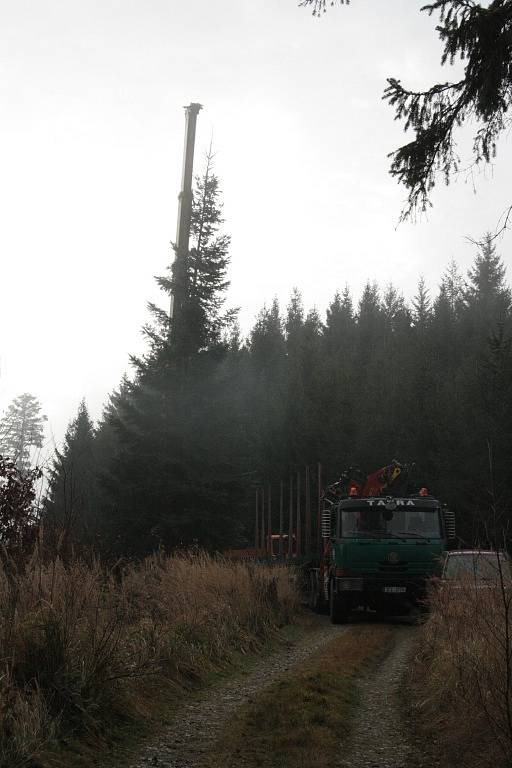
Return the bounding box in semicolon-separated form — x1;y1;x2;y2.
205;624;393;768
410;575;512;768
0;549;298;768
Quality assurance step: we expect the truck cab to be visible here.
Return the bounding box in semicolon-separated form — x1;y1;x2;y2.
327;495;449;622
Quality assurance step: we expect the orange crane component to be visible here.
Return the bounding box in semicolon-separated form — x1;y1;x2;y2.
323;460;410;503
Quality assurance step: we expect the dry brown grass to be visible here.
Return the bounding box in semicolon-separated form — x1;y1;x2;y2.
410;576;512;768
0;549;298;768
205;624;394;768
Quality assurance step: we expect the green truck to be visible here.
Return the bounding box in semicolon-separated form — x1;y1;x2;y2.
308;462;456;622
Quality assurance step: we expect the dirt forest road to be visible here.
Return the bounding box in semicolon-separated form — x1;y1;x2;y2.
337;626;440;768
130;620;347;768
128;618;434;768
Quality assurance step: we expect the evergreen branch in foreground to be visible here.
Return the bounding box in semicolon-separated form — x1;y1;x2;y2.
385;0;512;220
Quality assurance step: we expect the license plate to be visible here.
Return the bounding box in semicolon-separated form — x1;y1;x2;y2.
383;586;406;594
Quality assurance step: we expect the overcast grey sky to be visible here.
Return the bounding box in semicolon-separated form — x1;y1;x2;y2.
1;0;510;451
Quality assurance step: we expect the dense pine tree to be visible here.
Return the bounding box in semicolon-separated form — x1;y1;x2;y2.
44;401;101;549
49;222;512;555
412;277;431;330
0;393;47;470
247;299;288;481
96;155;243;556
465;233;512;335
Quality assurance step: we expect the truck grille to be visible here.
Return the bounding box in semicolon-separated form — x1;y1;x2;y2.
378;561;409;574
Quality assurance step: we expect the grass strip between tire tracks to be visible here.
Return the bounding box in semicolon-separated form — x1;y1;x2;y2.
205;623;394;768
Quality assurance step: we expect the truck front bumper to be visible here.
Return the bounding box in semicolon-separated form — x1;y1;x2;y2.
334;576;425;598
335;577;364;591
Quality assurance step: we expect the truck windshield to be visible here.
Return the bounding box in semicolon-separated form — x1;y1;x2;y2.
340;507;441;538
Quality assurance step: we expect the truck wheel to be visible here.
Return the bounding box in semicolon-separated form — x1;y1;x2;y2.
329;585;349;624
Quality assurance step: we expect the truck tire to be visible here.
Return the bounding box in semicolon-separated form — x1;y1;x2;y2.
329;584;349;624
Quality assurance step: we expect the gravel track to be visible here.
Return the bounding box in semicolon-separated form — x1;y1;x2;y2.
128;620;347;768
127;619;438;768
337;624;440;768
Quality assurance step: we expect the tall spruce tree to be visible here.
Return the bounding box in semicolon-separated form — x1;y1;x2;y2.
465;233;511;332
284;296;324;467
100;154;241;556
144;148;235;365
412;277;432;330
247;299;288;480
320;288;357;476
324;288;354;355
0;393;47;470
45;401;101;548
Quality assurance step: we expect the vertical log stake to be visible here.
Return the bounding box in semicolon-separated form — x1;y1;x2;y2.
305;465;311;556
296;470;301;558
279;480;284;557
288;475;293;558
267;483;272;557
254;488;259;549
260;487;265;551
317;462;322;551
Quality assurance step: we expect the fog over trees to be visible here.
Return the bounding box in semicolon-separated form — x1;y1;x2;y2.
42;154;512;557
41;1;508;558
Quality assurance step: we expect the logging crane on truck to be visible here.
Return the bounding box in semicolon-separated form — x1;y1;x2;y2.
308;461;456;623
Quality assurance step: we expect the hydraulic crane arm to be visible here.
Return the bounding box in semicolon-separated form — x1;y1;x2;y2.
323;460;411;502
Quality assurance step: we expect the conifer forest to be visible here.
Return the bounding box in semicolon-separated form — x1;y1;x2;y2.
40;154;512;557
3;2;512;767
